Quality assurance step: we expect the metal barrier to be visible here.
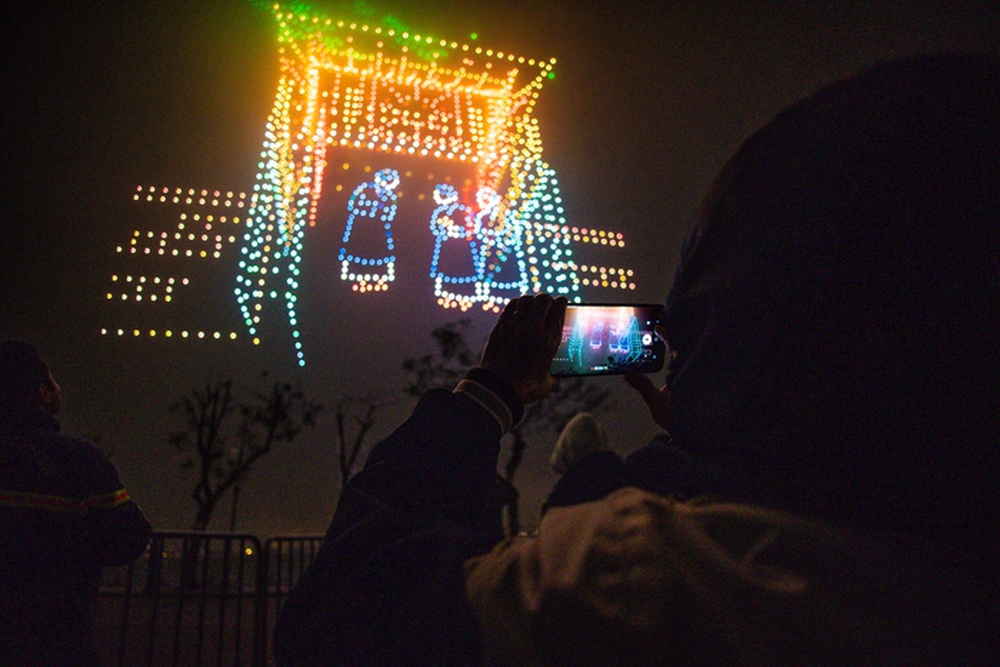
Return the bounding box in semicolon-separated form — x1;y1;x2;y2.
259;535;325;659
95;531;324;667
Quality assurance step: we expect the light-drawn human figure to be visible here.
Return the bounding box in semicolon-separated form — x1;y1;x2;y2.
476;186;528;308
471;187;502;306
428;184;481;310
338;168;401;292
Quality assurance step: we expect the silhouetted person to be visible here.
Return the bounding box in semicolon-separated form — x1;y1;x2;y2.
275;54;999;666
1;341;151;667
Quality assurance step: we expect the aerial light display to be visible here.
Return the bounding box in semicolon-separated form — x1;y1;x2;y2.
102;3;638;366
338;168;400;292
564;306;647;373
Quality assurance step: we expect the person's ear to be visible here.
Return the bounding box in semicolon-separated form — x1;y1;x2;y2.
37;380;61;414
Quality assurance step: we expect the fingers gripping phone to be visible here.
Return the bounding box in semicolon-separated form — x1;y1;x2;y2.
549;303;666;376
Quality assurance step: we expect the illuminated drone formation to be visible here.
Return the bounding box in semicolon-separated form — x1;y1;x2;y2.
339;168;400;291
234;4;637;364
102;4;637;365
566;307;644;371
101;186;246;341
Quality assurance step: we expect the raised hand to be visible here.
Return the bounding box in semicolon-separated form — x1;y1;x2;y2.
481;294;567;405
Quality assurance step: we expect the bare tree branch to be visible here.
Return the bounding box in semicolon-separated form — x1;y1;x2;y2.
332;394;395;488
168;374;321;532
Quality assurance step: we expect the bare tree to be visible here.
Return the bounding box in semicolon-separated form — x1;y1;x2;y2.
169;373;321;532
401;318;476;396
332;394;395;490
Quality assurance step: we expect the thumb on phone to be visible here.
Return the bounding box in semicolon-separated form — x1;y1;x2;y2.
624;371;672;432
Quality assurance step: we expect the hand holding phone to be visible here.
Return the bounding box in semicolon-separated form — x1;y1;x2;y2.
549;304;666;377
482;294;567;403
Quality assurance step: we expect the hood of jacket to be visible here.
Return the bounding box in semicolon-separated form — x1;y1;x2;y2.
662;53;1000;538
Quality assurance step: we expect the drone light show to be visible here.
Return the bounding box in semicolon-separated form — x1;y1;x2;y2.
102;3;638;365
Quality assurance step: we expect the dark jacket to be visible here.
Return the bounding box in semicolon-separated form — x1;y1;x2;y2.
1;409;152;667
657;54;1000;548
275;54;1000;667
274;369;521;667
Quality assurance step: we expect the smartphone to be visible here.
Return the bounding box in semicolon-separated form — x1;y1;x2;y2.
549;303;666;376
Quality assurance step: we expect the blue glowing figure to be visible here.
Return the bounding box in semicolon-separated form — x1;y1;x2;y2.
428;184;483;308
566;312;644;371
338;168;401;291
476;186;528;306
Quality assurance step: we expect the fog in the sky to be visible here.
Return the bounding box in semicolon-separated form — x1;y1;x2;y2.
3;0;999;536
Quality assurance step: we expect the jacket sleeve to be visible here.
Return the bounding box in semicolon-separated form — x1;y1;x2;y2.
345;367;521;535
273;369;523;667
79;445;152;566
0;430;152;568
466;487;974;666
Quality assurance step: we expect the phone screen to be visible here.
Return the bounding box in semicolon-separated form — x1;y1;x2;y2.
549;304;665;377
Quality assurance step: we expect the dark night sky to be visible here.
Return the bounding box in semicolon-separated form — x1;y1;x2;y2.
3;1;999;536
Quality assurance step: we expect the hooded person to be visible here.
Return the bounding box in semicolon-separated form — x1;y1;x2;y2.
469;52;1000;666
275;53;999;666
649;53;1000;542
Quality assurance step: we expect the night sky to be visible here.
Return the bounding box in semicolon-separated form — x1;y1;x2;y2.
3;0;999;536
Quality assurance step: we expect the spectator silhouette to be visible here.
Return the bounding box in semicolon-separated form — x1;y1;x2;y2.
275;53;1000;666
1;341;152;667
